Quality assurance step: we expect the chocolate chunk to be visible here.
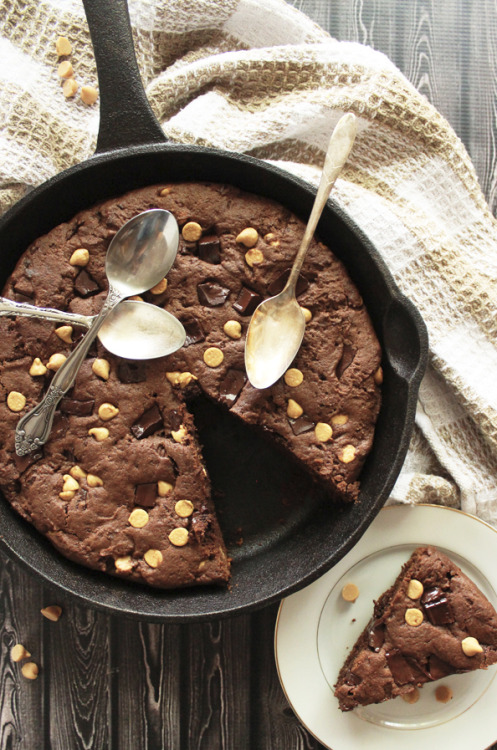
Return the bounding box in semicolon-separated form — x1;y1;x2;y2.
219;369;246;407
421;586;443;604
74;269;100;297
131;403;163;439
134;483;157;508
60;398;95;416
428;654;452;681
198;235;221;264
164;409;183;431
118;361;147;384
367;620;385;652
191;511;212;543
267;269;309;298
422;593;455;626
197;281;230;307
181;318;205;347
232;286;262;316
385;651;425;686
336;344;356;379
289;416;315;435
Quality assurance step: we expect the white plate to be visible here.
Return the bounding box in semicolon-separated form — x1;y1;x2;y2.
275;504;497;750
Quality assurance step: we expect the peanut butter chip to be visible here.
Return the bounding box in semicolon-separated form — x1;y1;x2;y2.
179;372;197;387
339;444;356;463
46;353;66;371
181;221;202;242
158;481;173;496
80;85;98;105
62;78;78;98
11;644;31;662
150;278;168;295
300;306;312;323
69;248;89;267
461;636;483;657
223;320;242;339
171;424;188;444
144;549;163;568
341;583;359;602
435;685;453;703
169;527;189;547
88;427;109;442
287;399;303;419
236;227;259;248
407;579;424;600
203;347;224;368
331;413;348;426
7;391;26;412
315;422;333;442
55;325;73;344
21;662;39;680
175;500;194;518
402;688;420;704
87;474;103;488
128;508;149;528
70;465;86;480
57;60;73;78
159;187;172;196
62;474;79;492
245;248;264;267
115;556;134;573
29;357;47;376
59;491;75;501
56;36;72;56
41;605;62;622
284;368;304;387
92;358;110;380
374;366;384;385
98;402;119;421
405;608;424;627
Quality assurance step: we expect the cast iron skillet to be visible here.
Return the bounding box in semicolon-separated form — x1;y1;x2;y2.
0;0;428;621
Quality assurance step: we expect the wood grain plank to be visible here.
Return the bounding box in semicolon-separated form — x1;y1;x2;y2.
43;596;111;750
0;557;46;750
111;619;181;750
182;615;252;750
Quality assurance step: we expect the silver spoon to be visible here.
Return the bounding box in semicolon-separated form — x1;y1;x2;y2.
244;112;358;389
0;297;186;360
15;208;179;456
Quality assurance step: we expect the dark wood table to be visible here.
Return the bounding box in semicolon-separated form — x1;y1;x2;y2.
2;1;497;747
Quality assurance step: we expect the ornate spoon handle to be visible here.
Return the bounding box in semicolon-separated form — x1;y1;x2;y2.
0;296;92;328
15;286;124;456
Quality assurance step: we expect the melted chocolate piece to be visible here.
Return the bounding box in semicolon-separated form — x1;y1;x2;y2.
198;235;221;264
74;269;100;298
232;287;262;316
421;586;443;604
421;589;455;626
164;409;183;431
289;416;315;435
134;483;157;508
267;269;309;297
181;318;205;347
60;398;95;416
336;344;356;379
197;281;230;307
367;621;385;652
131;403;163;439
428;654;452;681
385;651;425;686
118;361;147;384
219;369;246;407
191;510;212;542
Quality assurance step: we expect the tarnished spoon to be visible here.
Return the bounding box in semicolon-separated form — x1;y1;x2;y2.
245;112;358;389
15;208;179;456
0;297;185;360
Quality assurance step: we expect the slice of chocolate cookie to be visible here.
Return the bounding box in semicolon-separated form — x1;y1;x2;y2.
334;546;497;711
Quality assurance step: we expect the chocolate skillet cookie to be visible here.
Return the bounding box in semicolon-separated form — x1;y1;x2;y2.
334;546;497;711
0;182;382;589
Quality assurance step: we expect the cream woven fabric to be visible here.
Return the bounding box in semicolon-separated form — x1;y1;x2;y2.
1;0;497;521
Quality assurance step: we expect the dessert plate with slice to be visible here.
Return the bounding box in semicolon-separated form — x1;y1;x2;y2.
275;504;497;750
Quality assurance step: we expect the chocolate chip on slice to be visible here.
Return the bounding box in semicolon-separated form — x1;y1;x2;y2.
421;587;455;626
232;286;262;316
60;398;95;416
135;483;157;508
74;269;100;297
336;344;356;379
198;235;221;264
131;403;163;439
197;281;230;307
118;361;147;384
180;318;205;347
367;620;385;652
385;650;425;686
191;509;212;542
267;269;309;297
289;416;315;435
219;369;246;407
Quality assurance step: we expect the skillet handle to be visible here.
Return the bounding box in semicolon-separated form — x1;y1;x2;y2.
82;0;167;153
